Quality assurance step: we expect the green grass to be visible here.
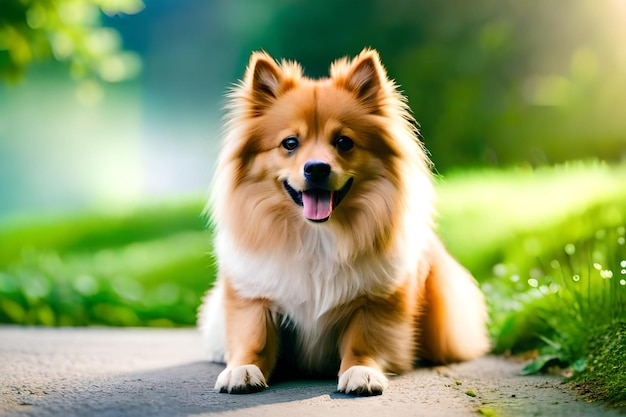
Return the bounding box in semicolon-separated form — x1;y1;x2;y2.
0;160;625;404
436;161;626;278
434;161;626;407
571;323;626;407
0;199;213;327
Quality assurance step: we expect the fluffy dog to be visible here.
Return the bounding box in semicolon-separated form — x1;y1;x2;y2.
198;49;489;396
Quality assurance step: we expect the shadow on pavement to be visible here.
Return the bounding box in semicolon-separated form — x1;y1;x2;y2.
5;361;346;417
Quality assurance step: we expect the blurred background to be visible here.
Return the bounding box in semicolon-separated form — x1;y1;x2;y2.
2;0;626;217
1;1;626;393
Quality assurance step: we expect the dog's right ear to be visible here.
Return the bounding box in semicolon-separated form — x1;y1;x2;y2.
244;52;283;110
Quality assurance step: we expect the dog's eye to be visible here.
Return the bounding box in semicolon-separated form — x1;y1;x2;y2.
281;136;299;151
334;136;354;152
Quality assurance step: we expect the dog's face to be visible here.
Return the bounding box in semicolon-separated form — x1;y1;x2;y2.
214;50;431;255
233;50;401;223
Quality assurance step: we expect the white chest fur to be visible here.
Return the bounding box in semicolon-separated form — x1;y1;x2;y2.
214;227;406;325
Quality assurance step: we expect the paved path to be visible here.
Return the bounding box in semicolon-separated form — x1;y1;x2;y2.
0;327;621;417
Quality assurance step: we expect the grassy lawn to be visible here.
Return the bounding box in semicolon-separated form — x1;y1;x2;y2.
1;161;624;405
0;199;212;327
436;161;626;407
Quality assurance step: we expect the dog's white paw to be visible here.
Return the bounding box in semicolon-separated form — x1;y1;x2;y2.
337;365;388;396
215;364;268;394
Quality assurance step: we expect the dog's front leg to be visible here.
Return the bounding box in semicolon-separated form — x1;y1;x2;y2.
214;279;278;394
338;298;414;396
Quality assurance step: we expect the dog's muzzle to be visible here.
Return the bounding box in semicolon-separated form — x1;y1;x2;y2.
283;176;353;223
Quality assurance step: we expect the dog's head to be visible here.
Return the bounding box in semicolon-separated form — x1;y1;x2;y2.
224;49;417;223
213;49;431;253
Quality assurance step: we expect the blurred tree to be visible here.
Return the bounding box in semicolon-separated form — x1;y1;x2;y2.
0;0;144;83
224;0;626;169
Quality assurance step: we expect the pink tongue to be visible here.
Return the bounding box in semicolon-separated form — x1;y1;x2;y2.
302;190;333;221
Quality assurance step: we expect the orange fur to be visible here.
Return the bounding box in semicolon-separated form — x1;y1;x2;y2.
199;49;490;396
221;280;277;382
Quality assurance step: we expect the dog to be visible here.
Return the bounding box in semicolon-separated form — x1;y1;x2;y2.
198;49;489;396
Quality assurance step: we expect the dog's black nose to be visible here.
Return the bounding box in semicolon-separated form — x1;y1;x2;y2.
304;160;331;184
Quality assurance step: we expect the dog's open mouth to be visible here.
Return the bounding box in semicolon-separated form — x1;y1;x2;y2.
283;178;353;223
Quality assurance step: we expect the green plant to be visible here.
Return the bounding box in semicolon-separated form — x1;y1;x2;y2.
489;211;626;352
0;199;214;327
571;323;626;407
484;195;626;406
0;0;144;83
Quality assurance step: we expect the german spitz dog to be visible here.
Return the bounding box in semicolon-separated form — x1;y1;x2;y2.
199;49;489;396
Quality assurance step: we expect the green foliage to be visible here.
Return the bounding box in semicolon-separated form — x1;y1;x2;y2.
457;163;626;406
437;161;626;279
487;201;626;357
0;199;213;327
0;0;143;83
435;161;626;405
571;323;626;407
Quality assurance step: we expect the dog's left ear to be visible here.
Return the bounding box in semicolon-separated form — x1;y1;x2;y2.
244;52;284;111
339;49;388;108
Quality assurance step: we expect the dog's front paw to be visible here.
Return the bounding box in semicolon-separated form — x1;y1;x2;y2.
337;365;388;396
215;364;268;394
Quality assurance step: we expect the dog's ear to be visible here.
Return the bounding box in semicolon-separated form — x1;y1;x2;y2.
338;49;387;109
245;52;284;110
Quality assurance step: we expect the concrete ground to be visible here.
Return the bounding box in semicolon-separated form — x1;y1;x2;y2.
0;326;621;417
